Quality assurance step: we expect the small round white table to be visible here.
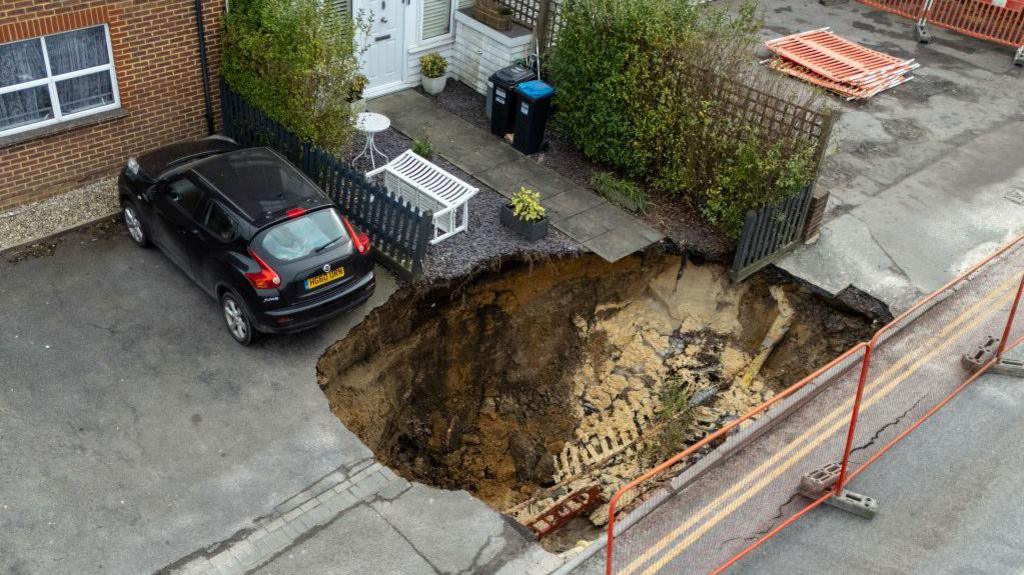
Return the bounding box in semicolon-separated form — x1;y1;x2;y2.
353;112;391;170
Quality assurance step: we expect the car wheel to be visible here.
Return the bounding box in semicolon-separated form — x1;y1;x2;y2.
221;292;258;346
122;201;151;248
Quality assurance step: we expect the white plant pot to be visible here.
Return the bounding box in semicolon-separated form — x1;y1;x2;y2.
350;98;367;114
422;75;447;95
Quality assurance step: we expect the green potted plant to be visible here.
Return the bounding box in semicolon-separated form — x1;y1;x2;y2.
420;52;448;95
347;73;369;113
501;186;548;241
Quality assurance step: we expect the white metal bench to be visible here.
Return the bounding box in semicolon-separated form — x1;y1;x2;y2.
366;150;479;244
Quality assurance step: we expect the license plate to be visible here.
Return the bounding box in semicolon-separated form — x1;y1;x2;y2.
305;267;345;290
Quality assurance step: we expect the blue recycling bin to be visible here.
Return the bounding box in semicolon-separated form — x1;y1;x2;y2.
513;80;556;155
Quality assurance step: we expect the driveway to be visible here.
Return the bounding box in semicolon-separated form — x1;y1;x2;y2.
1;222;558;575
0;224;395;573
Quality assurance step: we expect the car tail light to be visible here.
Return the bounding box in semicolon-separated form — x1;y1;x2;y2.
342;217;371;255
286;207;307;219
245;248;281;289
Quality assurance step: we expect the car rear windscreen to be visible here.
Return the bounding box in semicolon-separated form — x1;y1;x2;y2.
254;208;347;262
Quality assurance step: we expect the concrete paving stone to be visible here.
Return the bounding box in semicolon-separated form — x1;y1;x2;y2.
583;230;650;263
345;457;375;476
348;476;385;501
252;505;437;575
176;559;214;575
349;461;383;484
545;188;607;221
278;521;304;540
558;210;615;243
254;529;292;556
375;477;413;501
370;483;517;574
261;518;285;534
475;157;539;198
303;502;336;526
510;544;565;575
281;506;304;523
377;465;399;482
208;551;240;573
298;498;319;513
324;490;360;514
290;513;318;532
229;540;259;567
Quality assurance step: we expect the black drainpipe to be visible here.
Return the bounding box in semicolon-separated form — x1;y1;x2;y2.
194;0;215;135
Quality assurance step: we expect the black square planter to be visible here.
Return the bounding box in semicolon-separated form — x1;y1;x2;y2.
500;203;549;241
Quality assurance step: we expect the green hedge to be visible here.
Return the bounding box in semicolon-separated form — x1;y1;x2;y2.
549;0;822;238
222;0;366;155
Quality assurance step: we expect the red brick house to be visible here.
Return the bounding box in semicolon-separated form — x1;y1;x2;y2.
0;1;225;211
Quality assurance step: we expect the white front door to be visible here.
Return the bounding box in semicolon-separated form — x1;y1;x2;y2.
356;0;406;94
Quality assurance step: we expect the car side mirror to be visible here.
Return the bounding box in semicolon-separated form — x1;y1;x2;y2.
125;156;156;185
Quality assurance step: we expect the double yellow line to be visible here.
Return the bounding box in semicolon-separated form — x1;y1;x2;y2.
619;272;1021;575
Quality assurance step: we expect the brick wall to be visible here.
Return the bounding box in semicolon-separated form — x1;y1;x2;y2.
0;0;225;211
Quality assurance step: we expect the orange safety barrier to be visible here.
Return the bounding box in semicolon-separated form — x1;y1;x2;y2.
604;233;1024;575
856;0;927;19
856;0;1024;64
927;0;1024;48
765;28;919;99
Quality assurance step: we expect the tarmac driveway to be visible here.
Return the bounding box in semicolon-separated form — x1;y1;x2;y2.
0;224;397;574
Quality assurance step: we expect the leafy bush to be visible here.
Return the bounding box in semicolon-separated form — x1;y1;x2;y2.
222;0;368;155
549;0;827;237
412;138;434;159
419;52;448;79
591;172;647;213
510;187;546;222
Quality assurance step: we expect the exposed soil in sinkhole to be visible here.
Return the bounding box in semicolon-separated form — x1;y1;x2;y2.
317;251;872;548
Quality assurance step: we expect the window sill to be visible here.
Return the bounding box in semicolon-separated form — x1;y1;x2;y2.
409;35;456;55
0;108;129;150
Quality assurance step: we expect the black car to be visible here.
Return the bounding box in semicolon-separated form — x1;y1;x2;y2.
118;136;375;345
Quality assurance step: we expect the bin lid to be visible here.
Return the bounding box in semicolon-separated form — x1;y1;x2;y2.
516;80;555;100
489;65;536;86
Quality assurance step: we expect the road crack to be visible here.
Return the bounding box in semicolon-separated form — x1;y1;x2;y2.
848;395;926;459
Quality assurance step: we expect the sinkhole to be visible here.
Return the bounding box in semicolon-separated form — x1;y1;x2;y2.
317;251;872;549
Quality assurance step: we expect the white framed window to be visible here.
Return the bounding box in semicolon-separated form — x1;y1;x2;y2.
0;24;120;137
421;0;454;41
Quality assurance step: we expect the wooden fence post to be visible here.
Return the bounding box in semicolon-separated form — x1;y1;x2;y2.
535;0;552;53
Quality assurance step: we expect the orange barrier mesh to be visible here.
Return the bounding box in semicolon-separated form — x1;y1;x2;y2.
928;0;1024;47
603;234;1024;575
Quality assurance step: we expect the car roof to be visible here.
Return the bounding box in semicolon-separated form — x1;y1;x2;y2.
189;147;333;228
139;136;240;178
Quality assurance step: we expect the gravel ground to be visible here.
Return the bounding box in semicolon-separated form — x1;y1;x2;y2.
417;80;734;261
353;126;582;283
0;176;120;253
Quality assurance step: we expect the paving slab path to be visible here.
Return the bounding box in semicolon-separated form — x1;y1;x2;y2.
369;89;664;263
